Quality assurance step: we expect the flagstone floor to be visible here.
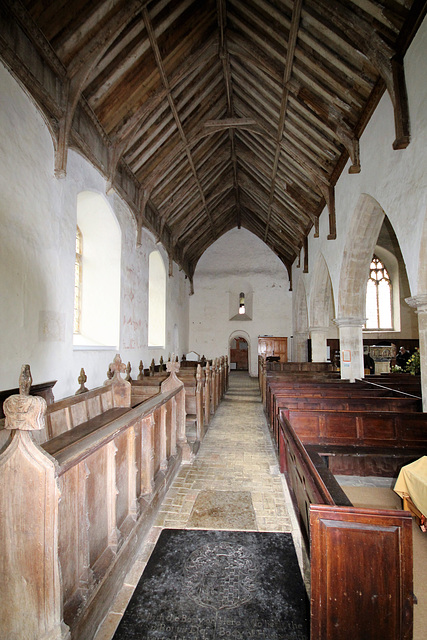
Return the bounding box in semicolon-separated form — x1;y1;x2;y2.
94;371;301;640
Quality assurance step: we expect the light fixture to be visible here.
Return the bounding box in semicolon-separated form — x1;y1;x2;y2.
239;292;245;314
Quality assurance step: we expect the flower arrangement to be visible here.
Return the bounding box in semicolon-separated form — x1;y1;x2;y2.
391;364;403;373
406;348;420;376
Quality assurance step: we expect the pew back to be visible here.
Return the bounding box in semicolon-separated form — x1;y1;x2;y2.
0;363;188;640
278;413;414;640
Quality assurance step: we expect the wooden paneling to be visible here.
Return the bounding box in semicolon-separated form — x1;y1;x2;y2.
310;505;414;640
258;336;288;363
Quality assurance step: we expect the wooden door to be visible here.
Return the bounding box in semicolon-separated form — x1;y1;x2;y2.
230;337;249;370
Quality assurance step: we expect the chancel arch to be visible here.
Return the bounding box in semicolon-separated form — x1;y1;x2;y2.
309;254;335;362
293;277;309;362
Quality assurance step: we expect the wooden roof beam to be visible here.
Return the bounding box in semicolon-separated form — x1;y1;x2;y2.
312;0;410;149
264;0;303;243
53;1;141;177
217;0;242;227
142;6;216;240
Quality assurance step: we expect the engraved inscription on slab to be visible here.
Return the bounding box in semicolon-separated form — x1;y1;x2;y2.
184;542;258;611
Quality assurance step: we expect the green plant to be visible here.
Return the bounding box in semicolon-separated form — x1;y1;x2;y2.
406;348;420;375
391;365;403;373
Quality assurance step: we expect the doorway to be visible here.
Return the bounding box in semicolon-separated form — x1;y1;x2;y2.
230;337;249;371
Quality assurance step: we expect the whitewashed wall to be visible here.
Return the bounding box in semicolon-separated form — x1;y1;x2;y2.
0;63;189;399
292;15;427;339
189;228;292;376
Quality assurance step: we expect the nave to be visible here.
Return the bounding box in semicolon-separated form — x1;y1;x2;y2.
92;370;427;640
94;371;306;640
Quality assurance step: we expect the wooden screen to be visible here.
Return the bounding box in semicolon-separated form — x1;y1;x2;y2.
258;337;288;363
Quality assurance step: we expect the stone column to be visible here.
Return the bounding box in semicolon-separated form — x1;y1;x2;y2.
405;294;427;411
293;331;309;361
333;317;365;382
310;326;329;362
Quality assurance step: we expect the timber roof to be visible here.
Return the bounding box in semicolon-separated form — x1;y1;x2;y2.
1;0;426;283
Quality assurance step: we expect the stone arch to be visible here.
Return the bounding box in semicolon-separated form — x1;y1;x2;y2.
293;277;309;361
309;254;335;362
310;254;335;328
228;330;251;374
417;208;427;294
338;194;386;319
406;207;427;410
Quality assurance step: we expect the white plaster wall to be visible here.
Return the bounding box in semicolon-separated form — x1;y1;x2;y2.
189;228;292;375
292;15;427;339
0;63;189;399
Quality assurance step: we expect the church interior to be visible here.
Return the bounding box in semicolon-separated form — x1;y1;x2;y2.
1;1;427;638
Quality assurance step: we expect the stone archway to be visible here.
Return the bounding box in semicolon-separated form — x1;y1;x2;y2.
228;330;251;373
293;278;309;361
338;194;385;319
406;206;427;410
309;254;335;362
229;337;249;370
336;194;385;380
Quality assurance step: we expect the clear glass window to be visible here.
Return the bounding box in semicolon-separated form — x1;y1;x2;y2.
365;255;392;329
74;226;83;334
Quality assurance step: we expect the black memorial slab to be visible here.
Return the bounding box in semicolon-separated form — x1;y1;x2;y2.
113;529;309;640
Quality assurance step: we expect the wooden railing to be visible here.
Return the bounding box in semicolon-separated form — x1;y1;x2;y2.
0;359;189;640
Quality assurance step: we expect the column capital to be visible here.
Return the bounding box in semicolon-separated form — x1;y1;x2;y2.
309;326;329;334
333;316;366;328
405;294;427;314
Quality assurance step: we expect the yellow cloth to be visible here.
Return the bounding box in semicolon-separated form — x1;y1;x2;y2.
394;456;427;516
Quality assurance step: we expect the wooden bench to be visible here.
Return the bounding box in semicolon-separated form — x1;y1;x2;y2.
0;378;56;418
278;412;414;640
265;376;421;425
283;407;427;478
0;358;190;640
131;356;227;452
270;395;421;446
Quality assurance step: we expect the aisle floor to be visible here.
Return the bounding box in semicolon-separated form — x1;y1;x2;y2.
94;371;299;640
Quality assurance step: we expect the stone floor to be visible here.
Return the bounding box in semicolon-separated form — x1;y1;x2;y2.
94;372;301;640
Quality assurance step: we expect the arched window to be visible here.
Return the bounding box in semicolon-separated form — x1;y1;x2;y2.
148;250;166;347
73;226;83;334
74;191;121;348
365;255;392;329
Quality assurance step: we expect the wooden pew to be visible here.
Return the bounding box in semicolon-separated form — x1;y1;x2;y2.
0;359;189;640
259;358;338;404
278;413;414;640
0;378;57;418
131;356;227;451
270;395;421;446
265;376;421;426
283;407;427;477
